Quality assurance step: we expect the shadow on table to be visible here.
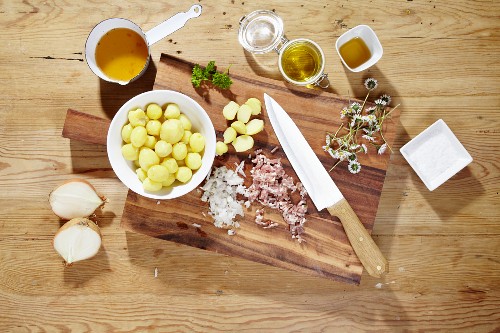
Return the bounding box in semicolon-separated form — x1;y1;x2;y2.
410;163;484;220
67;139;113;179
242;49;340;96
99;58;157;120
63;246;111;287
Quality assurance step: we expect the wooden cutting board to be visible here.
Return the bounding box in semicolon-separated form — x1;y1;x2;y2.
63;53;400;285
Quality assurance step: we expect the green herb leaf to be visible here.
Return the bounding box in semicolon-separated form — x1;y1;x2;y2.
191;64;207;88
205;61;217;76
212;72;233;90
191;61;233;90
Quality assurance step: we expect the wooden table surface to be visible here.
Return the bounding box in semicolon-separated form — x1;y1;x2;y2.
1;1;498;332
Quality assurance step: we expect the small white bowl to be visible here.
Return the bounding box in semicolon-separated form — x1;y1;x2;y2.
107;90;216;200
336;25;383;72
400;119;473;191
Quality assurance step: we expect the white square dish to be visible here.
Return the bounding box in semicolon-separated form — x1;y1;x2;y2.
400;119;473;191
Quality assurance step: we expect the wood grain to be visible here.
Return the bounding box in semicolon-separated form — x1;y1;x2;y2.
0;0;498;331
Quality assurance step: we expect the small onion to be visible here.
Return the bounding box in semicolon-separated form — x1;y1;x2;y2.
53;218;102;265
49;179;106;220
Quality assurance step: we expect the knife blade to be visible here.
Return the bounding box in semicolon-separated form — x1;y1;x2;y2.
264;93;388;278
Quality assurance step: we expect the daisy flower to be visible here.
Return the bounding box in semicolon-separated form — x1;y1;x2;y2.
336;150;351;161
361;143;368;154
325;147;336;158
380;94;391;105
374;99;387;107
362;114;377;126
325;134;331;146
340;107;349;119
350;102;362;114
364;78;378;90
378;143;387;155
366;106;377;114
362;134;375;142
348;160;361;174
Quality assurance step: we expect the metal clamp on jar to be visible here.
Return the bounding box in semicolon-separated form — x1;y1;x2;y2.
238;10;329;88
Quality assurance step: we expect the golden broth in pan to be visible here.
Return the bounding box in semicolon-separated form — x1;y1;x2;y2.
95;28;149;81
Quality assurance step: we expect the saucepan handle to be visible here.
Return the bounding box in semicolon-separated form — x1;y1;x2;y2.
145;4;203;46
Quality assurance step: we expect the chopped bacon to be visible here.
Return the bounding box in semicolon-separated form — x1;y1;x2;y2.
247;153;308;239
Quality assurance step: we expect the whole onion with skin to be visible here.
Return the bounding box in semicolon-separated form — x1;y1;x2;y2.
49;179;106;220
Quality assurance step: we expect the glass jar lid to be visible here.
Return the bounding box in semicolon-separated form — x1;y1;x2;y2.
238;10;284;54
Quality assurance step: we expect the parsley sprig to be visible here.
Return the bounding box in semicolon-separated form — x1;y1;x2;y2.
191;61;233;90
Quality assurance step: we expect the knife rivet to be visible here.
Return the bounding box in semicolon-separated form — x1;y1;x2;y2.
359;237;363;242
377;265;382;271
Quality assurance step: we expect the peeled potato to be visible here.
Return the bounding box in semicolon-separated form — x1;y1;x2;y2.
222;127;236;144
245;97;262;115
160;119;184;144
146;104;163;120
231;121;247;135
162;173;176;187
223;101;239;120
181;130;192;144
185;152;202;170
161;157;179;174
216;141;228;156
144;135;157;149
245;119;264;135
121;124;133;143
146;120;161;136
165;103;181;119
176;166;192;183
232;135;254;152
154;140;172;158
237;104;252;124
179;114;192;131
136;168;147;182
143;177;162;192
189;133;205;153
121;143;139;161
128;109;148;127
139;147;160;171
147;165;170;183
130;126;147;147
172;142;188;160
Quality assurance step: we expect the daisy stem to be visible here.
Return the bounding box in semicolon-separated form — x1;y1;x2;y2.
379;109;393;152
329;159;343;172
378;103;399;152
334;123;344;137
360;91;370;111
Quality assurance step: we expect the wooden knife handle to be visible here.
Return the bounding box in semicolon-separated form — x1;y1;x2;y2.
327;198;388;278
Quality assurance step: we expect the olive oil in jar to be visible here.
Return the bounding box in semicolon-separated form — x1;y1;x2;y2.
338;37;372;69
280;41;322;83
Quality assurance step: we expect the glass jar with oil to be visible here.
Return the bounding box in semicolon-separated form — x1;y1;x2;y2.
238;10;329;88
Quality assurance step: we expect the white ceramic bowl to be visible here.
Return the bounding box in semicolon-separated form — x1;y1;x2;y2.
400;119;473;191
336;25;383;72
107;90;216;200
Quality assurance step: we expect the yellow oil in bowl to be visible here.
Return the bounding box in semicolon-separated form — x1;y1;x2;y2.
95;28;149;82
338;37;372;69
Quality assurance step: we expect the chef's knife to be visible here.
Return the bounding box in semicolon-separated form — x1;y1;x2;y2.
264;93;388;278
